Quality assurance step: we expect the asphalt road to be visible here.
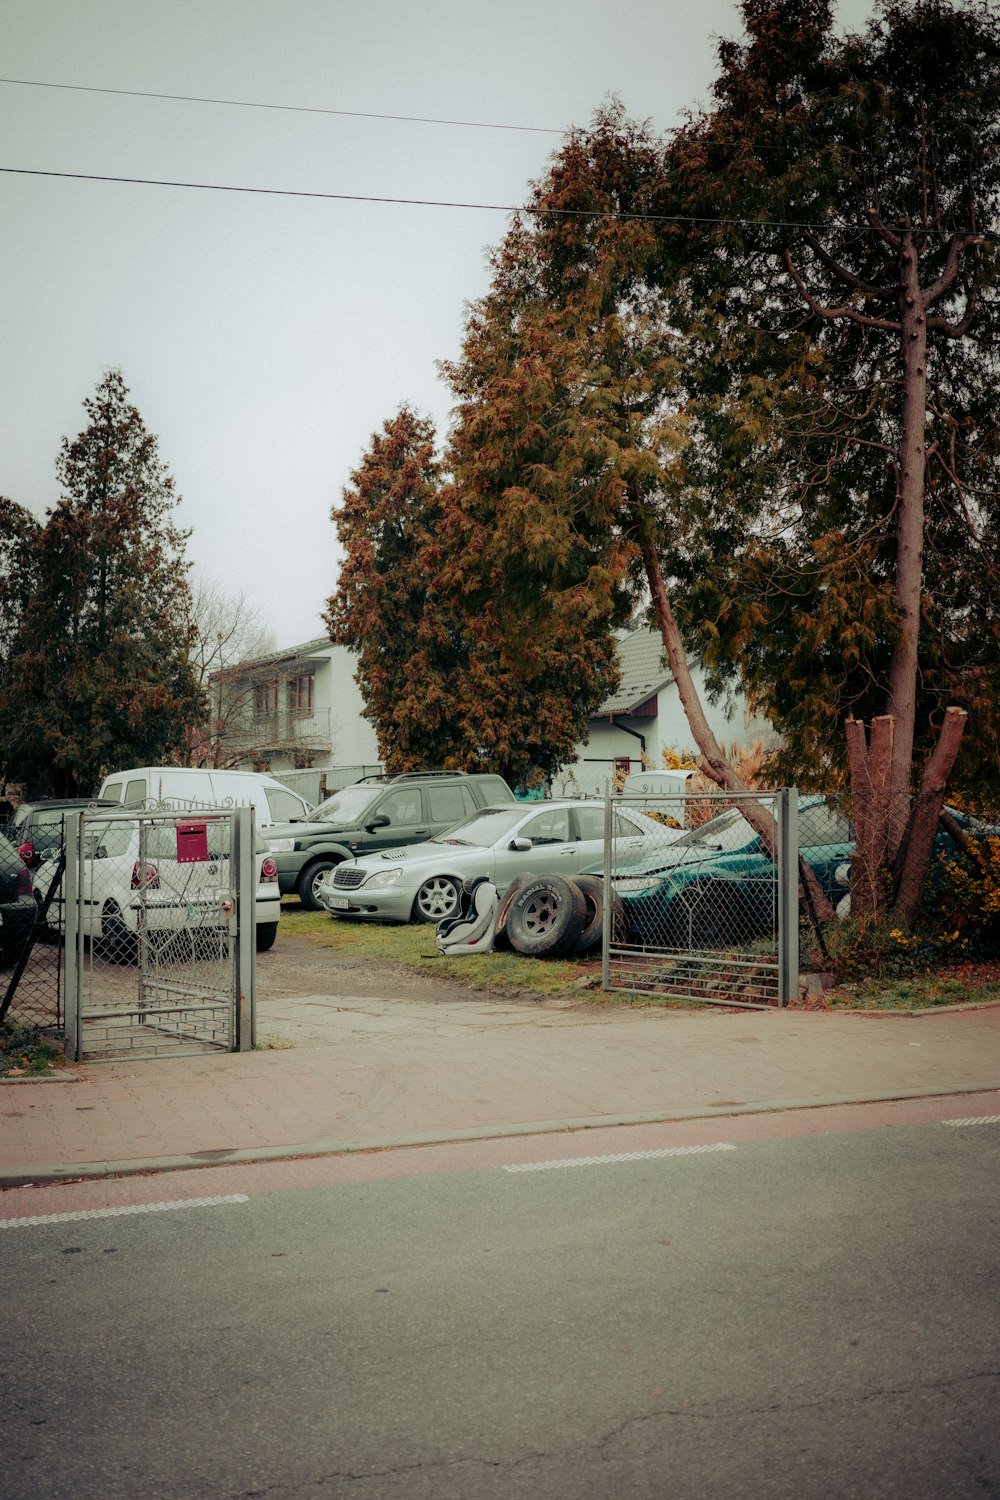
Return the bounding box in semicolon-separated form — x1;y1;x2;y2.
3;1112;999;1500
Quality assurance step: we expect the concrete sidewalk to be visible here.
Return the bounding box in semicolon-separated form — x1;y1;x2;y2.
2;993;1000;1186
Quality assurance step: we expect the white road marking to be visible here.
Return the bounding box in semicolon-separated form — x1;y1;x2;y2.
0;1193;250;1229
941;1116;1000;1128
502;1143;736;1173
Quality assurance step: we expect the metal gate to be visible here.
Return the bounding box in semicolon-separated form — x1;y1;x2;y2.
601;788;799;1008
62;805;256;1060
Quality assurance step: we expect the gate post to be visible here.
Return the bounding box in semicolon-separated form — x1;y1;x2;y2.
233;805;255;1051
63;810;84;1061
777;788;799;1007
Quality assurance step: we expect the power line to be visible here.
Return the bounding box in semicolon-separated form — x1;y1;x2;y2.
2;165;995;242
0;76;564;136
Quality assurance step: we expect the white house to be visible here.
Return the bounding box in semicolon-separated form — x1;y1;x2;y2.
560;627;776;798
216;626;771;801
211;637;381;799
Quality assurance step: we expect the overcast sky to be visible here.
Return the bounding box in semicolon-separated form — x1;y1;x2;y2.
1;0;876;650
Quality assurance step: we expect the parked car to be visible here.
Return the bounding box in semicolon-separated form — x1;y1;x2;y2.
8;797;119;870
98;766;314;828
599;796;852;948
604;797;997;948
0;831;38;965
265;770;517;910
316;798;674;924
34;812;281;955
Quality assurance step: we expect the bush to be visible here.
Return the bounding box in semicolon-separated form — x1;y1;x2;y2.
0;1018;62;1075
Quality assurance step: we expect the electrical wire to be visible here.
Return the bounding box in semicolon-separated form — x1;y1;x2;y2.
0;76;564;135
2;165;995;242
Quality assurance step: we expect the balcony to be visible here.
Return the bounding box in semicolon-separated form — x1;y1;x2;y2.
226;706;332;755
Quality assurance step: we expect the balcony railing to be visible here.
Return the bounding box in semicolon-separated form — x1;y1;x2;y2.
225;706;332;752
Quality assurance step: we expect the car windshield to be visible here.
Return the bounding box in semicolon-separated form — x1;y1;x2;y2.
669;807;758;852
310;785;380;824
431;806;526;848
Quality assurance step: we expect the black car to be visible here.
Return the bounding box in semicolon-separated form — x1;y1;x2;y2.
0;830;38;965
8;798;118;871
264;771;517;910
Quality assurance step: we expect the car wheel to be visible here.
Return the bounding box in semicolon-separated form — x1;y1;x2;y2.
298;860;338;913
506;875;586;958
569;875;628;955
255;921;278;953
412;876;462;923
99;902;136;964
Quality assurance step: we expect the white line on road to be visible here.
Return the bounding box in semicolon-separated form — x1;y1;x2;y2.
941;1116;1000;1128
0;1194;250;1229
501;1143;736;1173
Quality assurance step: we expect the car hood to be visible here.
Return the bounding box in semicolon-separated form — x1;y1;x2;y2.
332;840;487;879
266;818;353;840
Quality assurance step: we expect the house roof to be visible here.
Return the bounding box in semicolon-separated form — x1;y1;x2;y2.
213;637;340;680
596;628;673;716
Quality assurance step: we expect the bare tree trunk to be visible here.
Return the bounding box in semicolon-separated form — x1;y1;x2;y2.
886;233;929;851
891;706;967;927
845;715;895;920
632;493;836;923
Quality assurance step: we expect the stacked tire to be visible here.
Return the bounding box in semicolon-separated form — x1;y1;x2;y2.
497;873;626;959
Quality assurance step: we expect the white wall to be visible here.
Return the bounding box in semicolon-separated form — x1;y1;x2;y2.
564;665;775;798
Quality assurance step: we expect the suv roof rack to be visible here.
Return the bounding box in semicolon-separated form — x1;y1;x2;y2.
354;770;469;784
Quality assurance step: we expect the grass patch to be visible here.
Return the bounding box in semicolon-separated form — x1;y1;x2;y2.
825;962;1000;1011
279;902;599;998
0;1018;63;1075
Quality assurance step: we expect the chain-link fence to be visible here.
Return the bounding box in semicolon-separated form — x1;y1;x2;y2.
59;807;255;1060
0;835;66;1031
601;789;854;1006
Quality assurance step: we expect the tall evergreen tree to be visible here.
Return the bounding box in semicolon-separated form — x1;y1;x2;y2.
0;371;204;794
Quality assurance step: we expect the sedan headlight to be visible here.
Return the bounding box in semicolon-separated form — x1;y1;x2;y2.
363;868;404;890
266;838;295;853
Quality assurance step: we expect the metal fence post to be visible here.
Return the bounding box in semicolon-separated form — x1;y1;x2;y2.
777;788;799;1007
601;784;613;992
64;811;83;1061
233;805;255;1051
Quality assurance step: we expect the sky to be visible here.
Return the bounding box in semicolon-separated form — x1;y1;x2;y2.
1;0;877;651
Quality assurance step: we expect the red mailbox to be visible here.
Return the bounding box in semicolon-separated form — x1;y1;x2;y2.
176;821;210;863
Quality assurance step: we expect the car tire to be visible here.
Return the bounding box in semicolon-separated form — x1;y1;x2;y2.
491;874;530;950
570;875;628;955
255;921;278;953
412;875;462;923
99;902;136;964
506;875;586;958
298;859;339;913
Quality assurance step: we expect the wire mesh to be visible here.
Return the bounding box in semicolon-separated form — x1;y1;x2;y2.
61;809;240;1060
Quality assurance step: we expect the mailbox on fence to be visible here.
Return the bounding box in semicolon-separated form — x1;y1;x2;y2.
176;821;210;863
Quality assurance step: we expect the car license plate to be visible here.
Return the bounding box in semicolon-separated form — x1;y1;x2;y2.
328;895;350;910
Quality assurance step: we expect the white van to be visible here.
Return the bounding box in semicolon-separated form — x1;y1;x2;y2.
97;767;314;829
619;769;697;827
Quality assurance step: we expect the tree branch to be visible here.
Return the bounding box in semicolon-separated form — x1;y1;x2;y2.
783;250;901;332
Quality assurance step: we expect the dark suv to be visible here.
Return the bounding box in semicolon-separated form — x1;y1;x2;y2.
8;798;118;870
264;771;516;909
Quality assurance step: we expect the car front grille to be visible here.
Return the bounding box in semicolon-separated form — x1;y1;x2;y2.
333;866;366;889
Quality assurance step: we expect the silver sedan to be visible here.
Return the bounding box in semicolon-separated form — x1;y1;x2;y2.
315;799;671;924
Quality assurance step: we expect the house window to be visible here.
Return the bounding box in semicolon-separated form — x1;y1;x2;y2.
287;674;313;717
254;681;277;720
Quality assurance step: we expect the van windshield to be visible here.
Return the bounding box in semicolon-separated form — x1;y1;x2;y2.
310;785;379;824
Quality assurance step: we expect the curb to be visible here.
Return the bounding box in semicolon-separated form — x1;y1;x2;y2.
3;1081;998;1189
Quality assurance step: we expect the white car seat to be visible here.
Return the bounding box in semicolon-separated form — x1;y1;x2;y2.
435;876;499;956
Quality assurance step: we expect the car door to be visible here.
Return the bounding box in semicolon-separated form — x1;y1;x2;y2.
362;785;430;856
492;805;579;891
573;804;656;872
